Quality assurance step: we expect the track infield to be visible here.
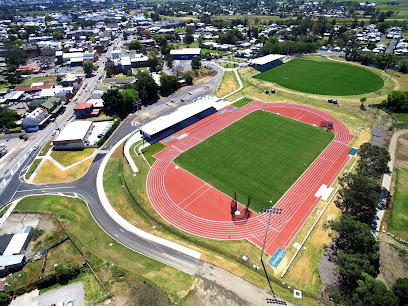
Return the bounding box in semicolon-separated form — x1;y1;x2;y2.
174;110;335;211
254;58;384;96
146;101;354;256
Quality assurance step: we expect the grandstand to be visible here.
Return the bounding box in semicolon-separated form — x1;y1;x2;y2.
140;97;228;140
250;54;285;72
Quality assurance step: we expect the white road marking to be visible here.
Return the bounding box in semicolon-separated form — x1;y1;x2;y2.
119;229;124;232
114;234;119;237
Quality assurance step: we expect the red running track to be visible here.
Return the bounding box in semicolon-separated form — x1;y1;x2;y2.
146;101;354;256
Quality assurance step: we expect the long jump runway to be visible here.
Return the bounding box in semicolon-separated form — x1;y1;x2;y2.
146;101;354;256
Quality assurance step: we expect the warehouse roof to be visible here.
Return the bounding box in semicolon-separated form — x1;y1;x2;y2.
142;99;216;137
170;48;201;56
54;121;92;142
3;233;29;255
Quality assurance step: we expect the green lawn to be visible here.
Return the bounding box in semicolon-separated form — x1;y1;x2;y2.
388;168;408;240
174;111;334;210
232;97;254;108
141;141;167;165
254;58;384;96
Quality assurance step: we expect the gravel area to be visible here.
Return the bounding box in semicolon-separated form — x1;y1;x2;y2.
32;282;84;306
372;126;385;147
319;243;341;287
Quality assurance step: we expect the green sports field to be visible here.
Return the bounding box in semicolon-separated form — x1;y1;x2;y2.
254;58;384;96
174;111;335;211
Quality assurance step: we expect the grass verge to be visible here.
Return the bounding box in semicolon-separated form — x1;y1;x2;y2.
141;141;167;165
388;168;408;240
232;97;254;108
50;148;97;168
214;71;239;98
33;158;93;184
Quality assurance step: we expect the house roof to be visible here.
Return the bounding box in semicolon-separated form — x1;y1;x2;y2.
14;84;53;92
74;103;93;110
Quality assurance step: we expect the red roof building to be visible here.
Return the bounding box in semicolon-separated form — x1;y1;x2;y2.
15;65;41;74
74;103;94;118
14;84;53;93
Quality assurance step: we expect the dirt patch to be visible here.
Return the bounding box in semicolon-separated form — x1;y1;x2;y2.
180;278;247;306
378;232;408;289
110;143;124;159
396;136;408;169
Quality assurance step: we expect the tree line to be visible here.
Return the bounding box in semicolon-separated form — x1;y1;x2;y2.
328;143;407;305
102;70;194;119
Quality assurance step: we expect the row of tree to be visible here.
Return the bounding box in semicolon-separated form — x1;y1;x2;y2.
380;90;408;113
260;36;319;56
328;143;407;305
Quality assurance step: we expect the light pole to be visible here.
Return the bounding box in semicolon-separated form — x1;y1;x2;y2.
260;206;282;300
133;100;141;120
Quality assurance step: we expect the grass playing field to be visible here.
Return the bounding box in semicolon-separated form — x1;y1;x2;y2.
254;58;384;96
174;111;335;211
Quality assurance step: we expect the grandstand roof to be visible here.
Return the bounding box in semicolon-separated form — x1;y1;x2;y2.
141;99;216;138
251;54;284;65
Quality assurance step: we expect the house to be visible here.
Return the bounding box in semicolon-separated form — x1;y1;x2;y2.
40;97;64;117
22;108;49;132
74;103;94;118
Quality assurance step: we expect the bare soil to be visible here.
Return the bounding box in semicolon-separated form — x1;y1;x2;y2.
396;135;408;169
378;232;408;289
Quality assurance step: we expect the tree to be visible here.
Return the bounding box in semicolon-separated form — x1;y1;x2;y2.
44;15;52;22
159;75;180;96
56;75;62;83
5;47;26;67
353;273;398;306
52;32;64;41
0;106;19;128
191;56;201;70
147;51;161;71
0;292;9;304
330;214;379;259
152;34;167;46
129;40;142;51
105;67;113;78
121;89;139;115
102;88;125;117
183;33;194;44
6;73;22;85
380;91;408;113
335;173;379;223
83;61;96;77
135;71;158;102
393;278;408;305
356;143;390;180
183;72;193;85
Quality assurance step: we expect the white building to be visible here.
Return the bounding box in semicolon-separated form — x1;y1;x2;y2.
53;121;93;150
22;108;48;132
